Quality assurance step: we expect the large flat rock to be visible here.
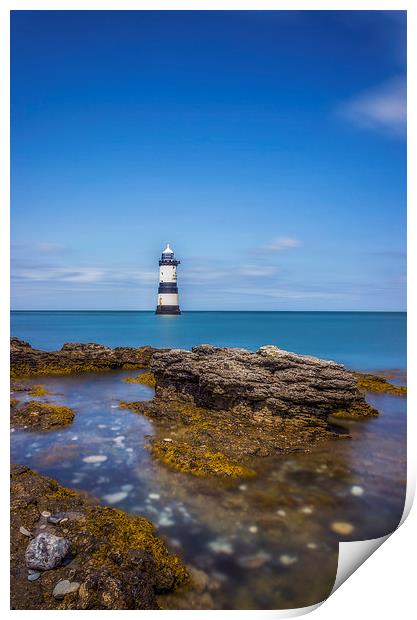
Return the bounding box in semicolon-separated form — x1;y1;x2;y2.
151;344;367;419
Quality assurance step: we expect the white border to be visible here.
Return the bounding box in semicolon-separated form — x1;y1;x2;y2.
2;2;414;618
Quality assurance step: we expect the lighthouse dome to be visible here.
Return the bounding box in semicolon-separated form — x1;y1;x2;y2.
162;243;174;255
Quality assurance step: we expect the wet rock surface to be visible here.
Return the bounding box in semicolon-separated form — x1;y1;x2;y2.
11;338;164;378
10;465;188;609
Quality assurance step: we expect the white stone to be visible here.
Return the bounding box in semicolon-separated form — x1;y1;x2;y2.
307;542;318;550
158;515;174;527
148;493;160;500
300;507;313;514
41;511;51;518
238;485;247;491
82;455;107;464
103;491;128;504
350;485;364;497
19;526;32;537
277;510;286;517
280;554;298;566
208;539;234;555
163;438;173;442
248;525;258;533
53;579;80;599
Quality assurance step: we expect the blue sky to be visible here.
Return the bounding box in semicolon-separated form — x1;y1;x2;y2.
11;10;406;310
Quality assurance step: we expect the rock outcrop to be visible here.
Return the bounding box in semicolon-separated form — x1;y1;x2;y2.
150;345;374;420
10;338;164;378
10;465;188;610
121;345;378;478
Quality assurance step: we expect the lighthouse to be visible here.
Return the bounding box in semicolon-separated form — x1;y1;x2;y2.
155;244;181;315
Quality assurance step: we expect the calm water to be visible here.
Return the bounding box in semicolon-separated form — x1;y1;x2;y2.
11;311;406;371
10;311;407;609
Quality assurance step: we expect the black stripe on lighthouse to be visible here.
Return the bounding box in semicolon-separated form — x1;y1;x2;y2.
158;283;179;293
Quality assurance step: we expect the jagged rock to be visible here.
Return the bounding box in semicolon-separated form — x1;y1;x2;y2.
25;533;71;570
151;344;373;419
10;338;164;378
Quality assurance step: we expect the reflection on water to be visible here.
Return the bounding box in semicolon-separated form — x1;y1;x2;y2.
10;370;406;610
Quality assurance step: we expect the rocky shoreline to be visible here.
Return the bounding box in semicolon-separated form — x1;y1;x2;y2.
10;337;164;378
10;337;405;609
10;464;190;609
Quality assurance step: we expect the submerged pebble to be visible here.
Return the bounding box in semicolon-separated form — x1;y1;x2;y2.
350;485;364;497
307;542;318;550
237;550;271;569
238;484;247;491
331;521;354;535
300;507;313;515
19;526;32;537
158;515;174;527
41;511;51;518
248;525;258;534
82;455;107;464
148;493;160;500
208;539;234;555
280;554;298;566
103;491;128;504
277;510;287;517
27;571;41;582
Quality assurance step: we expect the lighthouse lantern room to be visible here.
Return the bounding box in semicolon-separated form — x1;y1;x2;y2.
155;244;181;315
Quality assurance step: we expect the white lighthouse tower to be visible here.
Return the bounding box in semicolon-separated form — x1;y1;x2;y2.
155;244;181;315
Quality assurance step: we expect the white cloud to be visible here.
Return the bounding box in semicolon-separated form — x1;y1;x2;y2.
13;266;158;286
339;77;406;137
238;266;279;277
35;243;66;253
260;237;302;252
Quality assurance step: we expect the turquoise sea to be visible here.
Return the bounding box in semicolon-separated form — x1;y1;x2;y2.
11;311;406;372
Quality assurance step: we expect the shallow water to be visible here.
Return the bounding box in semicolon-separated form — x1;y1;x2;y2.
11;369;406;610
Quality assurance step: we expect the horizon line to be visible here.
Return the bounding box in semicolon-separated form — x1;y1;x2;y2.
10;309;407;313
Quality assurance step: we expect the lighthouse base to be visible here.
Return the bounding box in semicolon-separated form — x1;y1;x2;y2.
155;305;181;315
